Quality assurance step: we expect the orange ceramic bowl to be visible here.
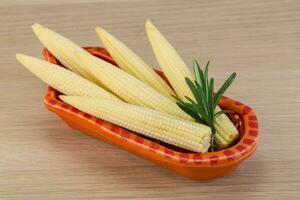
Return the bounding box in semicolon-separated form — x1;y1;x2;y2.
43;47;259;180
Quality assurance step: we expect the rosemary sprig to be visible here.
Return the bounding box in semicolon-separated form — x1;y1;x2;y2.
175;60;236;151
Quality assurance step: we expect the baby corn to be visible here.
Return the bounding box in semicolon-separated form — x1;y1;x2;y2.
95;26;175;98
145;20;238;148
16;54;120;102
145;19;193;100
214;107;239;149
31;23;102;86
30;24;188;120
75;51;190;120
60;95;211;153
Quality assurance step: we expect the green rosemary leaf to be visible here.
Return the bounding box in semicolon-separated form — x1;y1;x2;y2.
185;78;199;99
186;104;207;124
214;72;237;109
214;109;233;119
176;102;201;121
185;96;196;104
194;117;206;124
208;78;214;118
192;103;211;125
204;61;210;98
193;60;202;85
195;82;214;127
193;61;206;93
197;85;212;123
171;95;182;102
204;61;210;77
194;81;207;108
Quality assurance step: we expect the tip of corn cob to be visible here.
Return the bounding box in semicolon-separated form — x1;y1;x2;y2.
145;19;161;35
94;26;107;44
32;23;43;30
145;19;154;30
95;26;117;47
94;26;106;37
15;53;23;60
31;23;46;36
16;53;34;66
16;53;121;102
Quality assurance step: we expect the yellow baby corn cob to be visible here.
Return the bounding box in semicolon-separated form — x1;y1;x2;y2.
31;23;101;85
145;20;238;149
145;19;193;100
16;54;120;102
60;95;211;153
74;51;190;120
94;26;175;99
214;107;239;149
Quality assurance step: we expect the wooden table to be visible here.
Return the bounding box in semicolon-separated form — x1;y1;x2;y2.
1;0;300;199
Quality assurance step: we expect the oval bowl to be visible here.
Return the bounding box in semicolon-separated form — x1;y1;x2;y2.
42;47;259;180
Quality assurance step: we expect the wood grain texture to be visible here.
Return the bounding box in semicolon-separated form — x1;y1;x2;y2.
1;0;300;199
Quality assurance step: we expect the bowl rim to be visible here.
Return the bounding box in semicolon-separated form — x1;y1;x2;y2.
43;47;259;167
